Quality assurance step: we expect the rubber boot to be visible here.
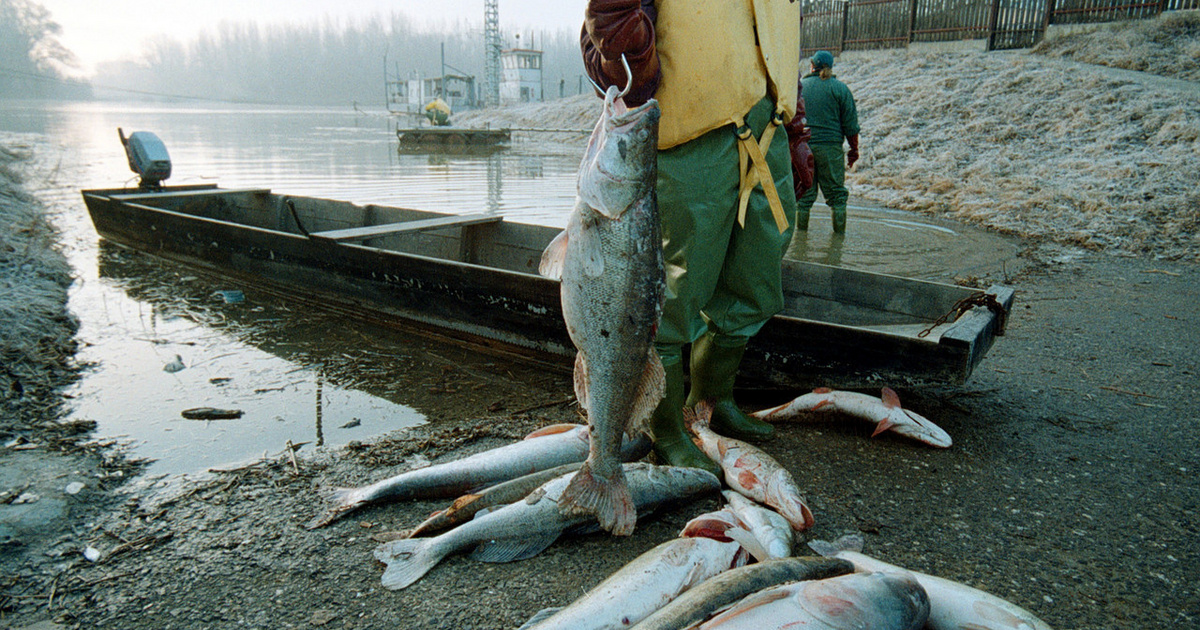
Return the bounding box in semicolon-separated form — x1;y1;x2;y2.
832;206;847;234
649;358;721;476
685;333;774;441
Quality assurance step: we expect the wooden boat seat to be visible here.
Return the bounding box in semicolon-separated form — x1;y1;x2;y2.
310;213;502;242
111;188;272;201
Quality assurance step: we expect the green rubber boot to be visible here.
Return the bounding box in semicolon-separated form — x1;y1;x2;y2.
649;357;721;476
685;333;774;441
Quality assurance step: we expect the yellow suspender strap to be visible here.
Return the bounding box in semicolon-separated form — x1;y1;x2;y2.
732;104;790;234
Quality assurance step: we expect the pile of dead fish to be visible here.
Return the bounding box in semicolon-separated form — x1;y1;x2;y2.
305;395;1050;629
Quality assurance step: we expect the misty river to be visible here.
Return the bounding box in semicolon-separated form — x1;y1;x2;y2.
0;100;1020;480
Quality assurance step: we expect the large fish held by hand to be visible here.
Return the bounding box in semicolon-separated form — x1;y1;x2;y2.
538;84;665;536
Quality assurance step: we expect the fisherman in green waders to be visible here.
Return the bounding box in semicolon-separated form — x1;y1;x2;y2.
581;1;815;475
796;50;860;234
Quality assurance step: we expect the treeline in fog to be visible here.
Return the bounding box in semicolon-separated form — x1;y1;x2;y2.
0;0;91;99
93;13;588;107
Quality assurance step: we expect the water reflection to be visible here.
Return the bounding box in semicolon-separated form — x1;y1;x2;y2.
68;243;427;477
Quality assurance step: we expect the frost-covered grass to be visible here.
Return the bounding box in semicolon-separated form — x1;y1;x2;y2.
0;139;78;420
1033;12;1200;83
842;45;1200;260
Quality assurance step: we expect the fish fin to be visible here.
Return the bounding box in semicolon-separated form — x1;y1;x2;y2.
684;400;713;432
470;531;562;563
881;386;902;409
538;230;568;280
573;352;590;412
557;462;637;536
449;494;481;511
808;533;866;558
871;417;897;438
517;607;564;630
523;423;583;439
814;386;833;393
572;220;606;276
374;538;444;590
725;526;771;563
627;348;666;437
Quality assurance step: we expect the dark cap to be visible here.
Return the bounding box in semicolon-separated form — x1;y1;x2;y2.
811;50;835;69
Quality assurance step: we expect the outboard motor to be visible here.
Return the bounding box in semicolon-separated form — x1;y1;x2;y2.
118;127;171;189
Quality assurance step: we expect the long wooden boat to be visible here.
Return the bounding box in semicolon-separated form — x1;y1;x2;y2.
81;184;1013;390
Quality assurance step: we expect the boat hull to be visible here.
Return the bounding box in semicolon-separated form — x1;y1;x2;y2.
81;185;1013;389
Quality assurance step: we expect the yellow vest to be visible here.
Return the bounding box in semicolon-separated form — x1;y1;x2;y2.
654;0;801;150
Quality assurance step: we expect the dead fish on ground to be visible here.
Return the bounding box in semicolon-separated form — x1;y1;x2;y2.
406;462;583;537
752;387;952;448
687;402;815;531
538;82;664;536
721;490;795;560
809;534;1054;630
305;423;649;529
181;407;243;420
373;463;720;590
517;537;745;630
629;556;855;630
695;570;929;630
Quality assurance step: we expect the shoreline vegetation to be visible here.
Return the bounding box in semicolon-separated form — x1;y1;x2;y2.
0;140;79;433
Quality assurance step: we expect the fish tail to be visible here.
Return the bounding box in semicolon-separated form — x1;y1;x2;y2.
304;487;364;529
374;538;445;590
557;462;637;536
808;533;865;558
683;401;713;431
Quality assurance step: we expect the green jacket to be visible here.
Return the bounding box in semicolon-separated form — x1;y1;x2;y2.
800;73;859;146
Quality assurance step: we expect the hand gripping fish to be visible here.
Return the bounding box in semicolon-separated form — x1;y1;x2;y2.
809;534;1054;630
538;83;665;535
373;463;719;590
694;571;930;630
306;423;648;529
752;387;953;448
687;401;816;531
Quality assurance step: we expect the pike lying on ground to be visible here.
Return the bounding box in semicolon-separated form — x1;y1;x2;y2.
373;463;720;590
809;535;1053;630
695;570;930;630
405;463;584;538
539;84;666;536
753;387;953;448
629;556;855;630
306;424;648;529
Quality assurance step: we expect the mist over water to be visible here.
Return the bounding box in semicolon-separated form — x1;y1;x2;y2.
0;100;1020;477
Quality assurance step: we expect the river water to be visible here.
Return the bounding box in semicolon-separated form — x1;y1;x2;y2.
0;100;1021;478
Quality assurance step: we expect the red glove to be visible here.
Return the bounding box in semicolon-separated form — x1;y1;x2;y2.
785;71;815;197
580;0;660;106
846;134;860;168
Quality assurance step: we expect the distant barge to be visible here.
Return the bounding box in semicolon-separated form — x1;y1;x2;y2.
395;127;511;147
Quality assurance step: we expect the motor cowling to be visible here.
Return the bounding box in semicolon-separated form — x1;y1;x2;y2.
118;127;171;188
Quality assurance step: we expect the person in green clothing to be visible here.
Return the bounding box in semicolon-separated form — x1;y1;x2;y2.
580;1;814;476
797;50;860;234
